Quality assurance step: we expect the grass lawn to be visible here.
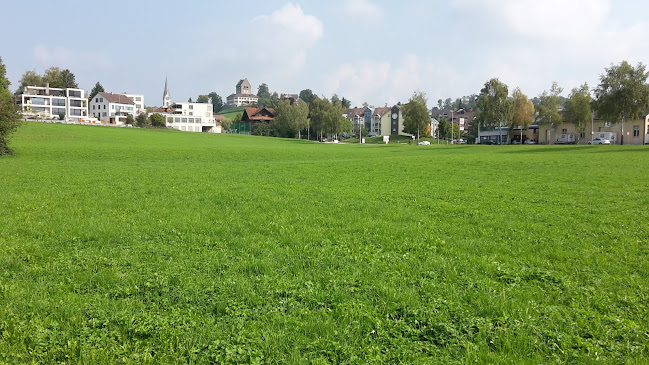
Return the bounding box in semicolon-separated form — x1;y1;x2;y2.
217;106;248;121
1;122;648;363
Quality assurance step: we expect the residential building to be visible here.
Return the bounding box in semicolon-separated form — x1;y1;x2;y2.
345;107;371;136
89;92;135;125
381;105;411;136
123;94;145;115
371;107;391;136
15;85;88;121
226;78;259;107
537;112;649;145
162;102;219;133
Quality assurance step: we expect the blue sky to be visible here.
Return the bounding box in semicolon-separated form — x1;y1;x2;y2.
2;0;648;108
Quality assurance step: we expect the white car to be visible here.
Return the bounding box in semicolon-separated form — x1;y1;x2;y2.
588;138;611;145
417;141;430;145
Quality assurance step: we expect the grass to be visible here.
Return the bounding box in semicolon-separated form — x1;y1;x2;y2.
217;106;248;120
1;122;648;363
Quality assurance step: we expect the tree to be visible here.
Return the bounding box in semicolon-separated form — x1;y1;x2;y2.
270;92;280;109
537;81;563;144
188;97;193;102
402;91;431;142
341;97;351;109
135;112;149;128
476;78;512;144
0;57;22;155
16;70;44;93
563;83;593;143
257;83;272;107
593;61;649;144
208;92;223;113
273;98;310;138
149;113;165;128
310;96;348;140
299;89;314;104
59;69;78;88
88;82;105;101
221;118;231;132
125;114;135;125
511;87;535;143
196;95;209;103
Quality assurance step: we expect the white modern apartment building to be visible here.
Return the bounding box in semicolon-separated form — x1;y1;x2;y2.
163;102;220;133
16;85;88;121
89;92;136;125
123;94;144;115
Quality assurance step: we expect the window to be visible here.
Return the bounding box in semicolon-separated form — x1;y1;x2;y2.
70;100;82;107
52;98;65;106
182;118;187;123
633;125;640;137
53;108;65;115
561;129;567;134
70;109;82;116
580;131;585;138
111;105;115;110
189;112;193;116
189;105;193;110
92;105;95;110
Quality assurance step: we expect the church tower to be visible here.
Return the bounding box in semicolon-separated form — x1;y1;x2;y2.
162;76;171;107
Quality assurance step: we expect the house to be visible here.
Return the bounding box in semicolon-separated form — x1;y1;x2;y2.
242;107;276;123
371;107;391;136
89;92;136;125
345;107;371;135
123;94;145;115
226;78;259;107
381;105;411;136
537;112;649;145
161;102;219;133
15;84;88;121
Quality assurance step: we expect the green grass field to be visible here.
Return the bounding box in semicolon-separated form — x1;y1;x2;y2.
217;106;248;121
1;122;648;363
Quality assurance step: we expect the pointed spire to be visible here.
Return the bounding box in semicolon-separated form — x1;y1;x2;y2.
163;75;171;107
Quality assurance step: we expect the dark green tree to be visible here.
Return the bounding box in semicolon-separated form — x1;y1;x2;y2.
196;95;209;103
125;114;135;125
88;82;105;101
341;97;351;109
135;112;149;128
208;92;223;113
402;91;431;142
149;113;165;128
257;83;272;107
60;69;78;88
299;89;314;104
593;61;649;144
0;57;22;155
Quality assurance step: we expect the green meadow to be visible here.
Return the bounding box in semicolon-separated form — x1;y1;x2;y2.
1;122;648;364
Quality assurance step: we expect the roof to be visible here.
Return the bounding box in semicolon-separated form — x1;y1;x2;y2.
236;78;249;87
227;93;259;98
243;107;276;122
373;107;391;117
345;107;366;119
98;92;135;105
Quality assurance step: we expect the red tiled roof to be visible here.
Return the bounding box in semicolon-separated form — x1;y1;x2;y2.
373;107;390;117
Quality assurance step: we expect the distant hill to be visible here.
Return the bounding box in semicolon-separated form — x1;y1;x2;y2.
217;106;249;120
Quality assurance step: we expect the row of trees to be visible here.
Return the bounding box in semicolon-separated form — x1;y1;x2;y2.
15;67;78;92
464;61;649;144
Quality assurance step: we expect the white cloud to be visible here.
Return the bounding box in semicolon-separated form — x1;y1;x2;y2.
325;55;463;106
344;0;384;21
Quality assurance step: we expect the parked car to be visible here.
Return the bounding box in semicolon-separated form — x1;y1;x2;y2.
417;140;430;146
588;138;611;145
479;140;495;145
524;140;537;144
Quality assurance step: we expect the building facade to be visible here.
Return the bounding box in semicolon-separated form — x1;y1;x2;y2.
16;85;88;121
537;115;649;145
226;78;259;107
123;94;145;115
163;102;220;133
89;92;136;124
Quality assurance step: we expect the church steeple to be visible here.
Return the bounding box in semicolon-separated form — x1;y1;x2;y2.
163;76;171;107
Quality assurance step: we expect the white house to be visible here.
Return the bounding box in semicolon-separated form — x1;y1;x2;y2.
226;78;258;107
16;85;88;121
162;102;220;133
89;92;136;125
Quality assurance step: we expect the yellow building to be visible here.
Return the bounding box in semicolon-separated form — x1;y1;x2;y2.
537;114;649;145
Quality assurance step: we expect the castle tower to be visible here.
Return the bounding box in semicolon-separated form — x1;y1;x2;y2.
163;76;171;107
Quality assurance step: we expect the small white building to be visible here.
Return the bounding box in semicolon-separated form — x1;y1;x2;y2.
89;92;136;125
162;102;220;133
16;85;88;121
226;78;259;107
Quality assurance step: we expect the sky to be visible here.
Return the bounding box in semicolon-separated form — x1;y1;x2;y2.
2;0;649;108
